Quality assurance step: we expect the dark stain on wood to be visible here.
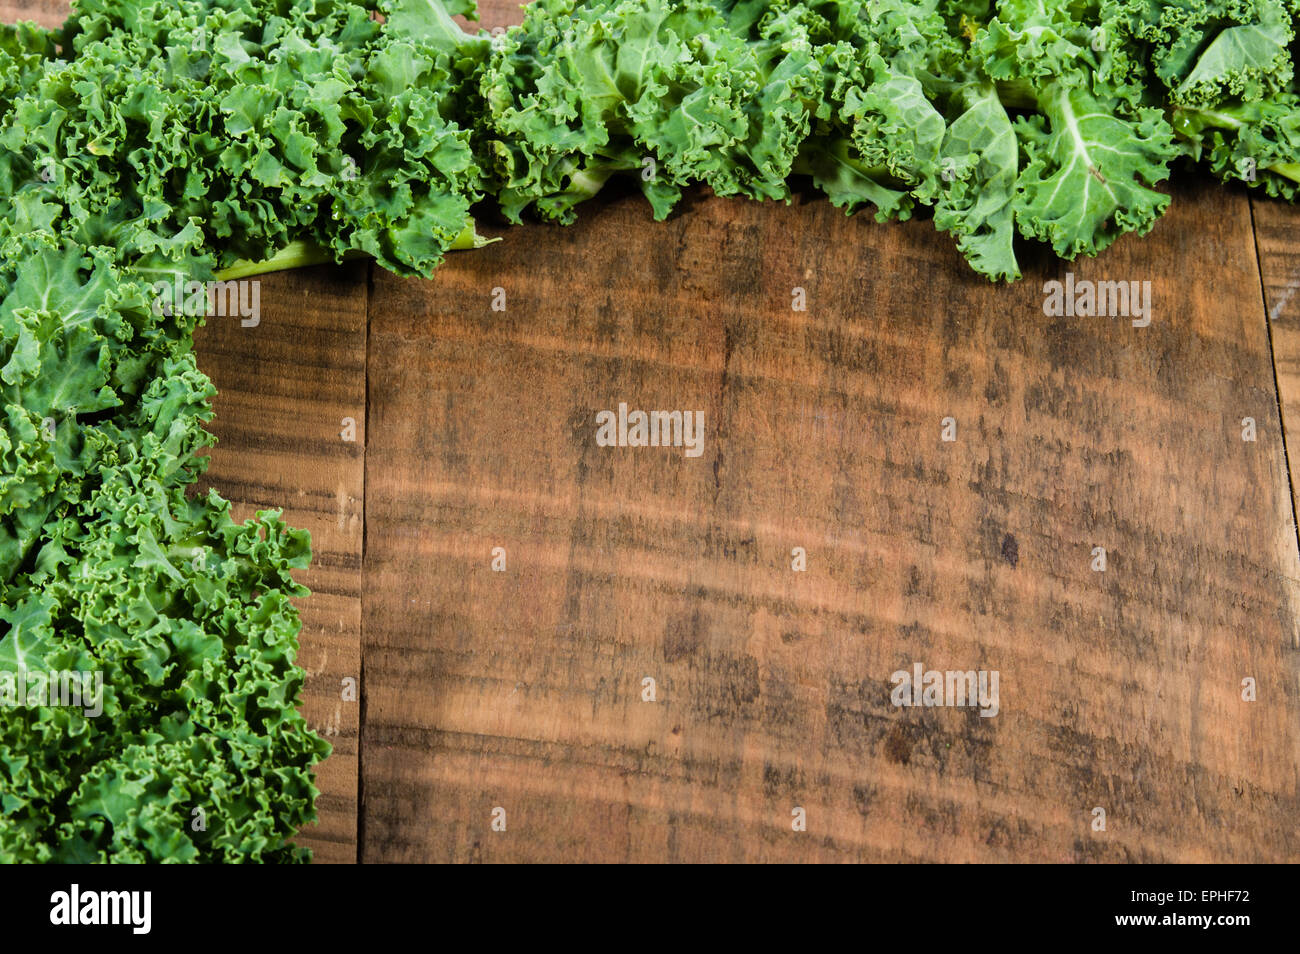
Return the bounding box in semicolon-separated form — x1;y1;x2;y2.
1001;533;1019;568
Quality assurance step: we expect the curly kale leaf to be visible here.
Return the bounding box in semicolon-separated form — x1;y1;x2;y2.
933;83;1022;281
1173;94;1300;196
0;0;485;279
1013;78;1178;258
0;241;202;583
0;355;327;862
480;0;818;223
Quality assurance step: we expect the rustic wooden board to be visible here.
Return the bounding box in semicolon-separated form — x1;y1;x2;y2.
1250;197;1300;539
361;177;1300;862
0;0;59;28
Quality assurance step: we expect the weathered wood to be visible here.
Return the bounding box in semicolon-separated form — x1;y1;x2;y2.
0;0;60;28
1249;197;1300;539
361;175;1300;861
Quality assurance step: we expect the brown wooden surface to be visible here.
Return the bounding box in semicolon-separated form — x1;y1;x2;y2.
3;0;58;27
5;0;1300;863
362;177;1300;863
1251;197;1300;538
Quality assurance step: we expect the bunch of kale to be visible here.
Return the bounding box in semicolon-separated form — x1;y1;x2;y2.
471;0;1299;280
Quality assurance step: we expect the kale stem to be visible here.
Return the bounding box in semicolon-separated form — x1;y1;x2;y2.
214;241;339;280
1266;161;1300;184
213;223;498;280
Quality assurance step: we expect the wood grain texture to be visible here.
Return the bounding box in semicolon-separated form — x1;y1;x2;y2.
1250;197;1300;539
361;177;1300;862
192;263;368;864
0;0;61;28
